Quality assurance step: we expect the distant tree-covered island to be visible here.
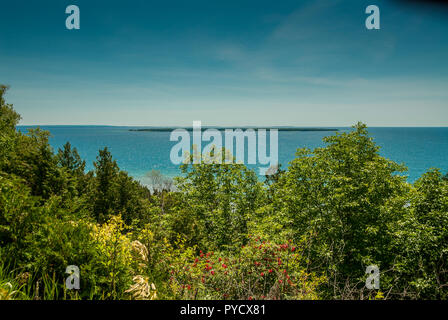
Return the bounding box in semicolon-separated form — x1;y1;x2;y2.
129;127;339;132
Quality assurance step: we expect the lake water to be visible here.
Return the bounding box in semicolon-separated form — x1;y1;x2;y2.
17;126;448;183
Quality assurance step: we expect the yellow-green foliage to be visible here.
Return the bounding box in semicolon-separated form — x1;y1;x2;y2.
91;215;133;299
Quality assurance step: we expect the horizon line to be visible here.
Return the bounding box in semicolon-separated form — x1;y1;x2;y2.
17;124;448;128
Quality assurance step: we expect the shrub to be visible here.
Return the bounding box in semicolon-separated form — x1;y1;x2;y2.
167;236;324;300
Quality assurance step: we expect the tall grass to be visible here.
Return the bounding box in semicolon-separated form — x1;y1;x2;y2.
0;262;80;300
0;262;27;300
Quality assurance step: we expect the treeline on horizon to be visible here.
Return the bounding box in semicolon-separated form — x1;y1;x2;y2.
1;85;447;300
129;127;339;132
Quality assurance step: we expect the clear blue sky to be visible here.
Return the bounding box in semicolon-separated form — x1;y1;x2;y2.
1;0;447;126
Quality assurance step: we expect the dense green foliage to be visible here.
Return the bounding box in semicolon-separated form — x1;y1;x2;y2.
0;85;447;300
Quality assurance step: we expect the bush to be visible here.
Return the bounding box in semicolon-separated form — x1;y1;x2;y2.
167;236;324;300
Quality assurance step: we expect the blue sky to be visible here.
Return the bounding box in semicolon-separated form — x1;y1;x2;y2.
1;0;447;126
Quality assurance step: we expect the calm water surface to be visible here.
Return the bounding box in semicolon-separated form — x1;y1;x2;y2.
17;126;448;183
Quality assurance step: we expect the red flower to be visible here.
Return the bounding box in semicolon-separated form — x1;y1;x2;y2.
187;285;191;290
219;257;222;262
222;264;227;269
279;279;283;284
249;296;253;300
260;272;264;277
268;269;273;273
291;246;296;252
211;270;215;275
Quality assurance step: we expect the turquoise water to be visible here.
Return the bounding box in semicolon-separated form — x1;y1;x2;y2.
17;126;448;183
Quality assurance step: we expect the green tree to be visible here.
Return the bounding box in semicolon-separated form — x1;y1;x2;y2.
116;170;151;224
0;174;41;264
91;147;150;224
0;85;21;171
93;147;119;222
10;128;67;200
174;149;265;251
57;142;86;175
390;169;448;299
270;123;409;298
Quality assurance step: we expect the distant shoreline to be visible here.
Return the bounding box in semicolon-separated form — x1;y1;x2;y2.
129;127;339;132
